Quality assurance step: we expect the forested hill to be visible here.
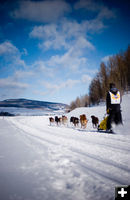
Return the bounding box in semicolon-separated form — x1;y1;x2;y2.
0;98;67;110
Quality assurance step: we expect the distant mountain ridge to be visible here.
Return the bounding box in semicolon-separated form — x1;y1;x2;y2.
0;98;67;110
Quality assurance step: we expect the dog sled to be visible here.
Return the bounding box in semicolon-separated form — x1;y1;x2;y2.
97;115;114;134
98;115;108;131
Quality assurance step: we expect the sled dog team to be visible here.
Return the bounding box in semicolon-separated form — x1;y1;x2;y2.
49;83;122;131
49;114;99;129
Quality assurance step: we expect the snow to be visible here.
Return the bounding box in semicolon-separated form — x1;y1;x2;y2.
0;94;130;200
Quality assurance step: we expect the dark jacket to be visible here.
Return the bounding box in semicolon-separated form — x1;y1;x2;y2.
106;87;121;112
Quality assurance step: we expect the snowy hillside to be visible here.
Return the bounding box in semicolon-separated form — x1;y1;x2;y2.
0;94;130;200
0;98;67;116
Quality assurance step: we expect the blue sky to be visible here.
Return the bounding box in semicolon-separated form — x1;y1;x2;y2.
0;0;129;104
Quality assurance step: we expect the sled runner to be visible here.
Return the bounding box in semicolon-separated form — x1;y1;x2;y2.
97;129;115;134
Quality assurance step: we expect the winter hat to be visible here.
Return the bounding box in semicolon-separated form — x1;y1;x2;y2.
109;83;116;89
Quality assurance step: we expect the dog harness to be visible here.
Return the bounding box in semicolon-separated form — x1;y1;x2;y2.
109;91;120;104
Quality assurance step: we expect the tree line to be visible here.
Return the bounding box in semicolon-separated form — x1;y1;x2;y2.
69;45;130;110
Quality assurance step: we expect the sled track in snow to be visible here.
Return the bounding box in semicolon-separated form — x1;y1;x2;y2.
14;126;129;187
15;124;130;175
18;128;130;186
15;126;130;174
70;147;130;174
73;159;129;186
8;118;130;186
9;121;59;146
9;117;130;155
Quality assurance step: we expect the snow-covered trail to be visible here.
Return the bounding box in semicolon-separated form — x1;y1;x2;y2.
1;109;130;200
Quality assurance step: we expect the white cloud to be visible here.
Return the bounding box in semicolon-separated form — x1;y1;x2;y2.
30;20;95;50
30;19;96;74
41;73;93;97
0;41;31;99
0;75;30;100
74;36;94;50
0;41;26;69
14;70;35;79
83;19;105;33
0;41;19;55
97;7;116;20
74;0;102;12
81;74;92;83
0;77;29;89
30;24;57;39
42;79;80;95
30;20;95;73
74;0;115;33
101;55;112;63
32;60;55;78
11;0;71;23
30;23;69;50
75;0;115;20
47;47;87;72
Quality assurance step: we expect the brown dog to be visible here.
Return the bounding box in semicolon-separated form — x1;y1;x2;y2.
80;114;88;129
91;115;99;128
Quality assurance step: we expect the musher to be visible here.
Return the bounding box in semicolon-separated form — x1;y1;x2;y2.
106;83;122;132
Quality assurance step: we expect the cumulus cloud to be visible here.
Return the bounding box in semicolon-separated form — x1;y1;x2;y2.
0;41;30;99
30;20;95;73
30;20;95;51
47;48;87;72
29;0;115;76
30;24;65;49
0;41;26;69
0;41;19;55
29;18;96;75
11;0;71;23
